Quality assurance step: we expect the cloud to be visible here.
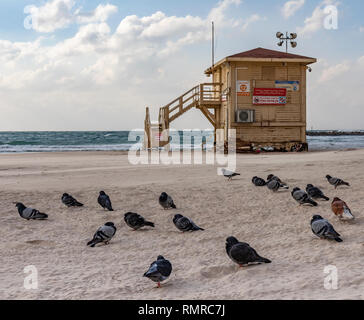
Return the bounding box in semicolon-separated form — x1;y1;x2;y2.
308;57;364;130
0;0;252;130
360;26;364;33
318;61;350;83
297;0;339;37
282;0;305;19
24;0;118;33
241;14;264;31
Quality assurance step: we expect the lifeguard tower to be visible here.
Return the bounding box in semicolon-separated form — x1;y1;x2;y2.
144;47;316;152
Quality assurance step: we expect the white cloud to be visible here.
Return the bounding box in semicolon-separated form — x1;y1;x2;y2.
0;0;251;130
318;61;350;83
25;0;117;33
282;0;305;19
360;26;364;33
77;4;118;24
297;0;338;37
241;14;264;31
308;58;364;130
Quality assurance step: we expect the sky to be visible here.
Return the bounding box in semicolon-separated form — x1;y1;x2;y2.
0;0;363;131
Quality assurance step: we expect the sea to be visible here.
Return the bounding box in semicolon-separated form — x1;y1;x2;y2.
1;131;364;153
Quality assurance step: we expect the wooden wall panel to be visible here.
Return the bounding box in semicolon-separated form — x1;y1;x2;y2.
236;127;302;143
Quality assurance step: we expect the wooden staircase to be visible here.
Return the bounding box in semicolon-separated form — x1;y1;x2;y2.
144;83;222;149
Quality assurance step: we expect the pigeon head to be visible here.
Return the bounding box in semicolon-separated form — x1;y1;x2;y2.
105;222;115;227
332;197;341;202
292;187;300;192
99;191;106;195
157;255;165;260
326;175;332;179
159;192;168;201
15;202;25;208
173;214;183;223
311;215;323;223
267;174;274;181
226;236;239;245
306;184;313;188
62;193;69;197
124;212;134;218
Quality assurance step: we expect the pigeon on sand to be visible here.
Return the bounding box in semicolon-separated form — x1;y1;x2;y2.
225;236;271;267
124;212;155;230
143;255;172;288
310;215;342;242
87;222;116;247
159;192;176;209
15;203;48;220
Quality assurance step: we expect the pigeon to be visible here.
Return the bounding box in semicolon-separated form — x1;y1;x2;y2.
225;236;271;267
310;215;342;242
267;174;285;184
306;184;330;201
97;191;113;211
143;255;172;288
87;222;116;247
61;193;83;207
15;203;48;220
266;179;289;192
252;176;266;186
326;175;350;189
291;187;318;206
159;192;176;209
173;214;204;232
221;168;240;180
331;197;355;221
124;212;155;230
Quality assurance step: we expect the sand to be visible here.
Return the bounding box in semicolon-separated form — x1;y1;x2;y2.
0;149;363;300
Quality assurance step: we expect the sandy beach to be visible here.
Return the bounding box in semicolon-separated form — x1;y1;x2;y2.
1;149;363;300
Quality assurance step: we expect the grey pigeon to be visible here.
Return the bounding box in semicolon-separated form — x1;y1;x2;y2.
143;255;172;288
173;214;204;232
267;174;285;184
62;193;83;207
221;168;240;181
306;184;329;201
124;212;154;230
266;179;289;192
87;222;116;247
311;215;342;242
291;187;318;206
98;191;113;211
252;176;266;186
15;203;48;220
226;236;271;267
159;192;176;209
326;175;350;189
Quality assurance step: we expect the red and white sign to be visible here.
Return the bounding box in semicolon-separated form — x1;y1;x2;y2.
253;96;287;105
253;88;287;105
253;88;287;96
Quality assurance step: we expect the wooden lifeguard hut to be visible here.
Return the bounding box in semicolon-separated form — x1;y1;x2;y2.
144;47;316;151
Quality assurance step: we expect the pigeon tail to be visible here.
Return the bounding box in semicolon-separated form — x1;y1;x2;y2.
75;202;84;207
171;203;176;209
87;239;99;247
334;237;343;243
259;257;272;264
308;199;318;207
144;221;155;227
193;226;204;231
322;195;330;201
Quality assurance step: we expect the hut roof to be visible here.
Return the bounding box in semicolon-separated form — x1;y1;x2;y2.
205;47;316;74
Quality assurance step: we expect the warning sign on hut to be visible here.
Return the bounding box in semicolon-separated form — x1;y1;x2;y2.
236;80;250;96
253;88;287;105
